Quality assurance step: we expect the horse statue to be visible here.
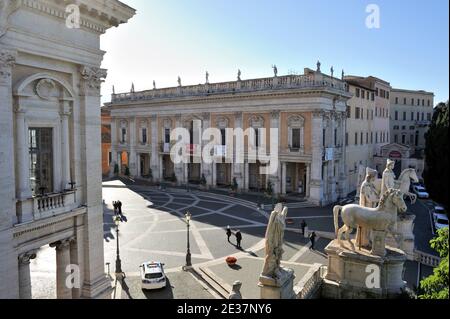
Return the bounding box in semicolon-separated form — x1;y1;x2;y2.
333;189;407;255
374;168;419;203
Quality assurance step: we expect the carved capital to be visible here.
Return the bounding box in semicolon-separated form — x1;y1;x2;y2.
18;250;37;265
312;110;324;119
50;238;73;251
0;49;16;84
271;110;280;120
79;66;107;96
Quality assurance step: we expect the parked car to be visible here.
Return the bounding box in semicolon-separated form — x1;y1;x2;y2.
140;261;167;290
413;185;429;199
433;210;449;231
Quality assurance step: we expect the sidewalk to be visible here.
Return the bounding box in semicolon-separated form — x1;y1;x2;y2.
111;269;218;299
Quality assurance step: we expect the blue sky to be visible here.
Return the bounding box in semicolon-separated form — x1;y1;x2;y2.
101;0;449;104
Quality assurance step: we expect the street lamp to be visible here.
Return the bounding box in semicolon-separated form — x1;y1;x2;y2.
185;211;192;268
114;216;123;277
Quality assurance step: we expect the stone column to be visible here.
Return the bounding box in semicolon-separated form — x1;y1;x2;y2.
18;251;37;299
269;111;281;194
150;115;160;181
281;162;287;195
310;111;324;206
129;117;137;177
201;113;213;186
60;102;72;190
0;50;20;298
110;118;118;177
51;239;72;299
234;112;244;189
244;161;249;191
78;66;111;298
14;106;32;200
306;163;311;198
174;114;184;184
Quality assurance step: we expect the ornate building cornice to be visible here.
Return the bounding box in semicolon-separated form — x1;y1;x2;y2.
0;0;20;38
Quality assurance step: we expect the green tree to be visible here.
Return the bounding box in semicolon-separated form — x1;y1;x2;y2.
419;227;449;299
424;101;449;208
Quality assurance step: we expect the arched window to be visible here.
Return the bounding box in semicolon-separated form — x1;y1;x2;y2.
249;115;265;148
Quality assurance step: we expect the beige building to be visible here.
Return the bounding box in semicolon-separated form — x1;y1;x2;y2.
344;76;392;193
106;65;352;206
390;89;434;152
0;0;134;299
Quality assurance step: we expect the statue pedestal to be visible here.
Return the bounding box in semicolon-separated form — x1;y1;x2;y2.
386;213;416;260
258;268;296;299
322;240;407;299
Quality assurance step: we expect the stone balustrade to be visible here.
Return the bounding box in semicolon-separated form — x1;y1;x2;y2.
111;73;348;103
295;264;327;299
16;190;77;224
415;250;441;267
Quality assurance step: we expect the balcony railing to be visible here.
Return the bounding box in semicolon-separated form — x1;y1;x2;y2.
111;73;348;103
16;190;77;224
296;265;327;299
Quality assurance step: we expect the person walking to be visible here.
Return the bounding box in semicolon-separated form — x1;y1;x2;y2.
309;232;317;250
226;226;232;243
118;200;123;216
235;230;242;249
113;201;118;215
301;220;307;236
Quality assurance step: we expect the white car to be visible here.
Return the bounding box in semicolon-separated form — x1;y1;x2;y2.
433;207;449;231
140;262;167;290
413;185;429;199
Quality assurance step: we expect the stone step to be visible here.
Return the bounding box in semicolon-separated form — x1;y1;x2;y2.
191;266;230;299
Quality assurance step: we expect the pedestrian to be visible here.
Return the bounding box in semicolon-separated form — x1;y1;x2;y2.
113;201;117;215
309;232;317;250
301;220;307;236
236;230;242;249
118;200;123;215
226;226;232;243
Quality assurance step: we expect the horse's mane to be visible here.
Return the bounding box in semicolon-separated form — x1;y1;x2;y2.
398;168;413;181
378;189;396;208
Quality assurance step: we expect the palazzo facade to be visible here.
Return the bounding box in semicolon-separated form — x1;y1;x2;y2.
105;66;352;206
0;0;134;299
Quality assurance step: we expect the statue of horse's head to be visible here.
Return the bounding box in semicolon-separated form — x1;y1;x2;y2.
380;189;407;213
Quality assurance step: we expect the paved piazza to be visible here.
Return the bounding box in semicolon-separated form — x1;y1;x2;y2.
28;179;435;299
102;180;331;299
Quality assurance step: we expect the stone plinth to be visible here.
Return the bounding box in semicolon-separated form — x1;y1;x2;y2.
322;240;407;299
258;268;296;299
386;213;416;260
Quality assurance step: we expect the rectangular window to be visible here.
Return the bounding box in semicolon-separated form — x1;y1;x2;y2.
402;135;406;144
376;132;378;144
142;128;147;144
361;90;365;99
395;111;398;121
361;133;364;145
422;113;424;121
345;133;349;146
255;128;260;148
347;105;351;118
370;132;373;144
355;107;360;119
292;128;301;149
404;98;407;105
334;129;338;146
220;128;226;146
394;135;398;143
121;128;127;143
427;113;431;121
29;128;53;196
403;112;406;121
417;112;420;121
366;132;369;144
355;88;360;98
164;128;171;143
411;112;414;121
108;152;112;165
355;133;358;145
412;98;415;105
371;92;375;101
395;97;399;104
428;100;431;107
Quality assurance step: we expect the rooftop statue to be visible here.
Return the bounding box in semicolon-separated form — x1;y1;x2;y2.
272;65;278;77
237;69;242;81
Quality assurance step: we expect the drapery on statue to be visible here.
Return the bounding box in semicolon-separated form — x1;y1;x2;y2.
229;281;243;299
355;165;367;199
261;203;288;279
355;168;380;248
333;189;407;255
381;159;396;197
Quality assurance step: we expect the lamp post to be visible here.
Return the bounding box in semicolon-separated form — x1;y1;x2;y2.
185;211;192;268
114;216;123;278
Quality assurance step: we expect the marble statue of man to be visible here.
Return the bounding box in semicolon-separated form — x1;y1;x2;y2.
261;204;288;279
356;168;380;248
381;159;396;197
